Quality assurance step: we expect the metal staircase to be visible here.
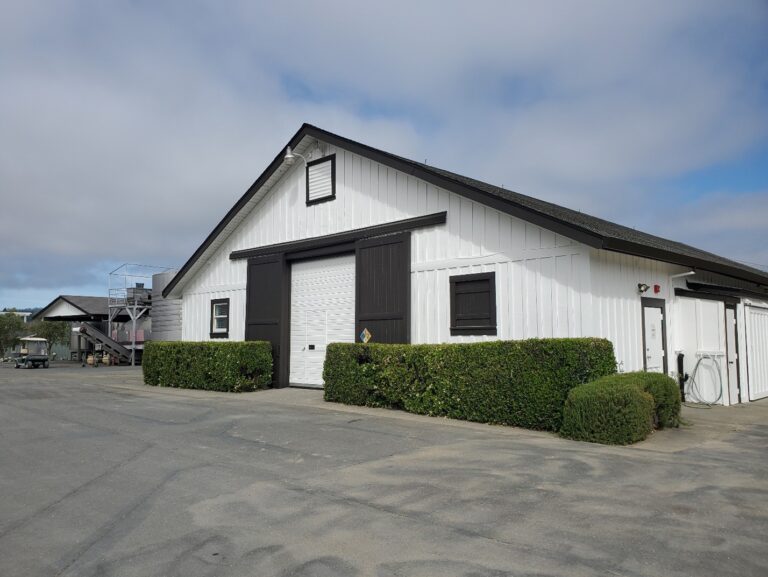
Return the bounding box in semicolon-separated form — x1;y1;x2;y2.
77;323;132;364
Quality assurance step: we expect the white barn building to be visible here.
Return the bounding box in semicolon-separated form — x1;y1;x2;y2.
163;124;768;403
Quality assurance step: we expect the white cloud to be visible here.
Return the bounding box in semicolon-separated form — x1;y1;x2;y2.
654;190;768;269
1;0;767;304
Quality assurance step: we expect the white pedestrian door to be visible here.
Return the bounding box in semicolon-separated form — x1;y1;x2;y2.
289;254;356;387
725;306;740;404
642;299;666;373
745;305;768;401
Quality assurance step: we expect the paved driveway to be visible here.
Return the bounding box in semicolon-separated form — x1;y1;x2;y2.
0;364;766;577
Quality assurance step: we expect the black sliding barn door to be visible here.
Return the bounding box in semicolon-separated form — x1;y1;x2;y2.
355;232;410;344
245;255;286;386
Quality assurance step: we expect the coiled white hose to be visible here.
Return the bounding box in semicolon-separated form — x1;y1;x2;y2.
685;353;723;406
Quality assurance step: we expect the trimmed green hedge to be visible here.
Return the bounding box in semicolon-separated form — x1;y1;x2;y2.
142;341;272;392
323;338;616;431
559;380;654;445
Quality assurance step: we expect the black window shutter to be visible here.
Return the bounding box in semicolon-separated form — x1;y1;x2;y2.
450;272;497;335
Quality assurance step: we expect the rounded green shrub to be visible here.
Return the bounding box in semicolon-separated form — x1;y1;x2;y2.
582;372;681;429
560;381;654;445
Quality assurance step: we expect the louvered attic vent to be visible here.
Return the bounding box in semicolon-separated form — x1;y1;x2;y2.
306;154;336;205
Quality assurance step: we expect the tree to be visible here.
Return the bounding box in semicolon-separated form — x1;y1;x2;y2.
0;313;25;356
27;320;72;348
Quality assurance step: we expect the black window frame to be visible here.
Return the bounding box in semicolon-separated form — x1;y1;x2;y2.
210;298;230;339
305;154;336;206
449;272;497;336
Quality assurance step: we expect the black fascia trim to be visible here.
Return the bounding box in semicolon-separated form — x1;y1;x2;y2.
285;242;356;262
300;126;605;250
230;211;447;261
604;238;768;287
162;124;312;297
210;297;230;339
449;271;497;336
33;295;92;320
59;296;96;316
32;297;72;320
674;288;740;305
686;280;768;301
305;154;336;206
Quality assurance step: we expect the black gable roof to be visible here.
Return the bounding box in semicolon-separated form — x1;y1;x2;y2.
163;123;768;296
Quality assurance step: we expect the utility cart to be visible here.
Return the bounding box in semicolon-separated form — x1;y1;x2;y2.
14;337;50;369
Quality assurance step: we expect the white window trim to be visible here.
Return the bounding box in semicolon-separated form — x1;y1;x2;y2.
210;298;229;338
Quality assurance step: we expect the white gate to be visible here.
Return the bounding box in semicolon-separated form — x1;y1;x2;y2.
746;304;768;401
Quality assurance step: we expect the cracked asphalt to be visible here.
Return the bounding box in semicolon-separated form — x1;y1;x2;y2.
0;364;767;577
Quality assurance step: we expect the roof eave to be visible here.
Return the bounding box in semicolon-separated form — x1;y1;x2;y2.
32;295;90;320
302;126;606;250
162;122;767;298
603;238;768;287
163;123;606;298
162;123;315;298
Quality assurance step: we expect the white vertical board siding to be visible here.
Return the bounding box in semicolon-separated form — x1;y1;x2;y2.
411;223;588;344
745;303;768;401
181;289;246;342
675;297;728;405
589;250;682;373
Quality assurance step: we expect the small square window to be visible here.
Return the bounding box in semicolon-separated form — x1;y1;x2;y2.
450;272;497;336
306;155;336;205
210;298;229;338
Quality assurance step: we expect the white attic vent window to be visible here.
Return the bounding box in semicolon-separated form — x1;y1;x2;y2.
306;154;336;205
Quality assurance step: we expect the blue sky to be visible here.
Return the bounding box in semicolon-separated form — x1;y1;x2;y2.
1;1;767;309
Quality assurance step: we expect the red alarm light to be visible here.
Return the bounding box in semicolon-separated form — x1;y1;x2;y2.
653;284;661;294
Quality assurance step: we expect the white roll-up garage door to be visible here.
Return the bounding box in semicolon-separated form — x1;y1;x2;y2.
289;254;356;387
746;304;768;401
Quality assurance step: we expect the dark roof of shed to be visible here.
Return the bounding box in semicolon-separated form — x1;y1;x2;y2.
61;295;109;315
163;123;768;296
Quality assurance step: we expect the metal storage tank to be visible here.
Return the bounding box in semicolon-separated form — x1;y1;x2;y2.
151;271;182;341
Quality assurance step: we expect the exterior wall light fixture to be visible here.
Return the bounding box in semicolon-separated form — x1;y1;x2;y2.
284;146;308;166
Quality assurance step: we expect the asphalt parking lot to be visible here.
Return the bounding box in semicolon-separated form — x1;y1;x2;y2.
0;364;766;577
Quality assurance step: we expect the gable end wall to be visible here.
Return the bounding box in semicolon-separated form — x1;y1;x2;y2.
180;142;592;344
